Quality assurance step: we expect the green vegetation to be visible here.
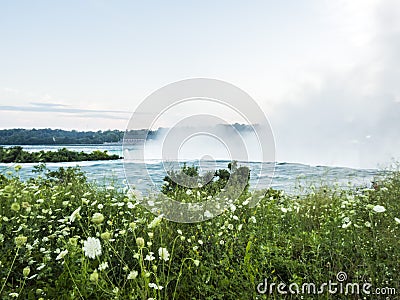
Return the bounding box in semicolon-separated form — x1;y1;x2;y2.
0;146;121;163
0;129;126;145
0;164;399;299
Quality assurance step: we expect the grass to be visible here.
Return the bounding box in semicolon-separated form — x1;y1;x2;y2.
0;164;399;299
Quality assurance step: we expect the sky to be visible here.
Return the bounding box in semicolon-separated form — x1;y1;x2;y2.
1;0;400;168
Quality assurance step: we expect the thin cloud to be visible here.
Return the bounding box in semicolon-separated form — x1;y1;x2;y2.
0;104;130;115
30;102;68;108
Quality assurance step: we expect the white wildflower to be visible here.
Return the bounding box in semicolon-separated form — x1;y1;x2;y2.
99;262;109;271
158;247;170;261
69;207;81;223
342;221;352;229
148;215;163;229
56;249;68;260
372;205;386;213
204;210;213;218
249;216;256;223
83;237;102;259
148;283;163;290
127;270;138;279
145;252;155;261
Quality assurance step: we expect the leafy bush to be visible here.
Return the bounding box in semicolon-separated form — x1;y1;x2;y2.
0;146;121;163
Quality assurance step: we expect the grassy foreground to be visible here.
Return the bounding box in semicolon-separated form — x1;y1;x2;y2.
0;165;399;299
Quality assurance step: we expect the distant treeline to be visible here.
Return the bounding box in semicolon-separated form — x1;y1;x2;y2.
0;125;256;145
0;146;121;163
0;129;125;145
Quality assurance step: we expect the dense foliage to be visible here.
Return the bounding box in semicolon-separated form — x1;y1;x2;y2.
0;164;399;299
0;129;124;145
161;161;250;199
0;146;121;163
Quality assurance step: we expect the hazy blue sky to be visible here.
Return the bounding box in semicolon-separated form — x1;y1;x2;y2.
1;0;399;167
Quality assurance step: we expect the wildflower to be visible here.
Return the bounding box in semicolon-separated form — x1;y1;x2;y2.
342;221;352;229
148;232;154;239
97;204;104;210
9;293;19;298
99;262;109;271
83;237;102;259
148;283;163;290
145;252;155;261
242;198;250;206
365;221;371;228
342;217;350;223
15;235;27;248
177;229;183;235
232;215;239;221
193;246;198;251
186;189;192;195
133;253;140;259
249;216;256;223
101;231;112;241
136;237;145;248
91;213;105;224
372;205;386;213
238;224;243;231
395;217;400;224
69;207;81;223
229;204;236;212
23;266;30;278
198;240;203;245
127;270;138;279
89;270;99;283
204;210;213;218
56;249;68;260
148;215;163;229
11;202;20;212
193;259;200;267
219;240;225;245
281;207;288;213
129;222;136;231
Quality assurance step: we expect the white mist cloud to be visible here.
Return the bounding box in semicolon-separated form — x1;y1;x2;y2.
270;0;400;168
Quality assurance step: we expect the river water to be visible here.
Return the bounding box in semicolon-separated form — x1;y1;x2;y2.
0;145;380;194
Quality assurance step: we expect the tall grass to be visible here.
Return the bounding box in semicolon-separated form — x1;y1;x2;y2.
0;165;399;299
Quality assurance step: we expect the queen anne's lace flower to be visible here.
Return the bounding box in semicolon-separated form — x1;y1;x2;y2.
83;237;102;259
